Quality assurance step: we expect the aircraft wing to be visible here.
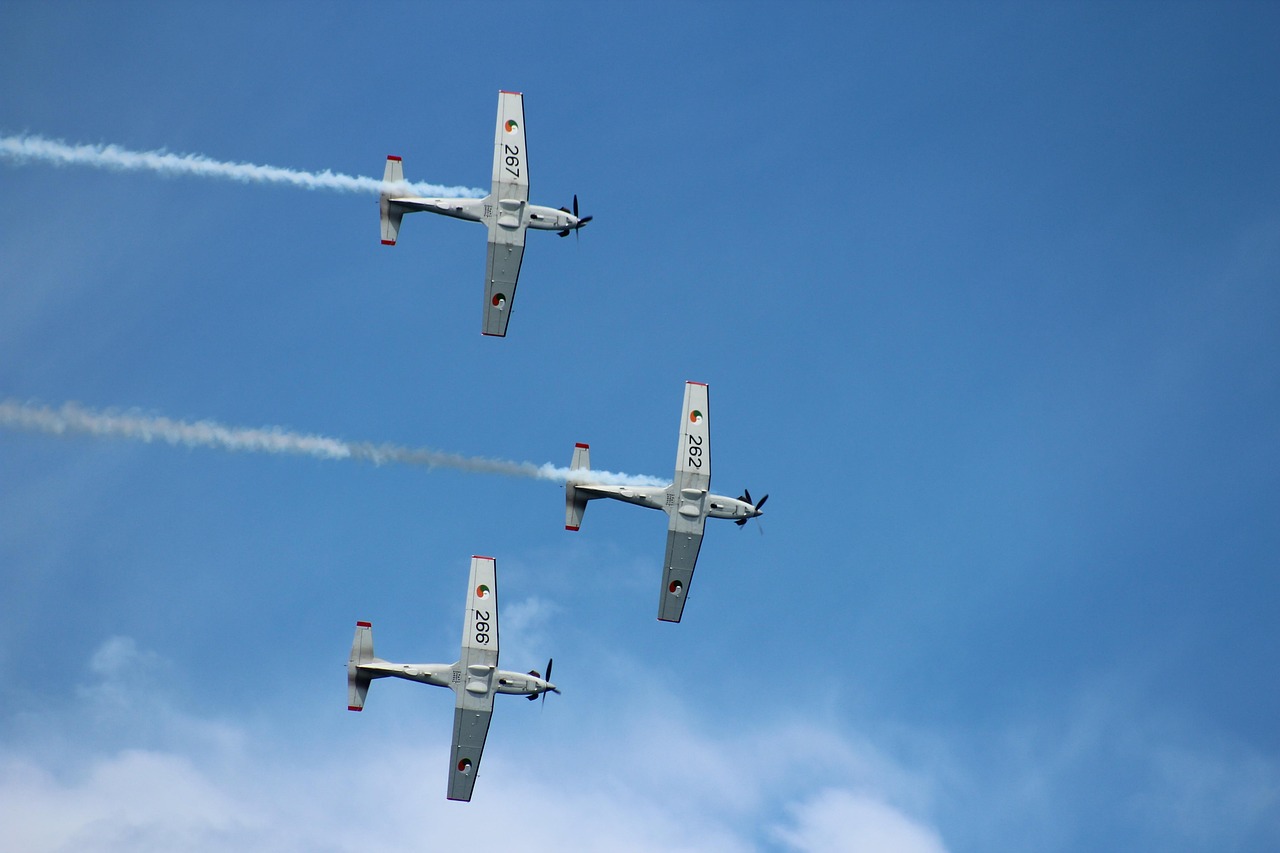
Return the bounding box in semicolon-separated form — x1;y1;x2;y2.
674;381;711;493
482;233;525;337
448;704;493;801
492;90;529;203
658;514;706;622
460;556;498;670
482;91;531;337
448;555;499;801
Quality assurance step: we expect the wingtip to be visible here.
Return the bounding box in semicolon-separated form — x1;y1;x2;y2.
565;525;580;532
381;239;396;246
347;705;363;712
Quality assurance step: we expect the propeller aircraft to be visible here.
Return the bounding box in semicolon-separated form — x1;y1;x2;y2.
378;90;591;337
565;381;767;622
346;555;559;801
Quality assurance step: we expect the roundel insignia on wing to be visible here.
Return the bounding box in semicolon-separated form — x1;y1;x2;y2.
689;410;704;423
492;293;506;308
505;119;519;133
476;584;491;599
668;579;684;596
457;758;473;774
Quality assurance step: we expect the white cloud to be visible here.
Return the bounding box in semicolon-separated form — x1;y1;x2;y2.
770;788;948;853
0;636;949;853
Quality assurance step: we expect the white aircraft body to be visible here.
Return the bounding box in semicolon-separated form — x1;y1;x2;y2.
346;555;558;802
565;381;767;622
378;90;591;337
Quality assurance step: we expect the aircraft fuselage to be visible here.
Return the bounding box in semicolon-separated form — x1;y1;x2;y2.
576;483;761;524
389;195;587;233
353;659;554;698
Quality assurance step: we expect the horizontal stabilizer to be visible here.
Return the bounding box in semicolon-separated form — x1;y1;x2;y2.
565;443;590;530
347;621;375;711
380;156;406;245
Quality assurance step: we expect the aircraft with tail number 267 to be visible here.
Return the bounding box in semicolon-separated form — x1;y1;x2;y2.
565;381;767;623
378;90;591;337
347;555;558;802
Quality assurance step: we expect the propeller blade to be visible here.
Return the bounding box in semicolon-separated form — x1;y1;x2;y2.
755;493;769;511
545;658;553;683
743;489;753;506
573;194;579;218
577;215;593;226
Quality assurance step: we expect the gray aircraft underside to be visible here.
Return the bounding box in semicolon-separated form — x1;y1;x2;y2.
347;556;558;802
377;90;590;337
565;381;767;622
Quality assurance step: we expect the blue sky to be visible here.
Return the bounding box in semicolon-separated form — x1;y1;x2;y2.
2;2;1278;850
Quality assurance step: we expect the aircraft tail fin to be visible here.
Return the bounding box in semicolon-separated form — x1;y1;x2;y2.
347;621;375;711
380;156;406;245
565;443;590;531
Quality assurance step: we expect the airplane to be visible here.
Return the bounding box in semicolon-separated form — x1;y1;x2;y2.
378;90;592;337
564;381;767;623
346;555;559;802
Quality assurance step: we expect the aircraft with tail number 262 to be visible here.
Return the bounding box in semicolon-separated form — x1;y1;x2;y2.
347;555;558;802
377;90;591;337
565;381;767;623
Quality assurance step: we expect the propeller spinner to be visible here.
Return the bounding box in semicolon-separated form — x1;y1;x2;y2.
526;657;560;703
735;489;769;526
557;195;593;238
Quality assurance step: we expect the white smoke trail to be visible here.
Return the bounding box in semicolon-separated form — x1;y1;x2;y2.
0;400;667;488
0;133;485;198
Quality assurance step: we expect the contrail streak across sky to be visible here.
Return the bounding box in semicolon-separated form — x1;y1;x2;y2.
0;400;667;488
0;133;486;198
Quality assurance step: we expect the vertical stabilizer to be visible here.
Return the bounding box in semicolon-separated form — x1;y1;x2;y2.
565;443;591;531
380;156;406;245
347;621;375;711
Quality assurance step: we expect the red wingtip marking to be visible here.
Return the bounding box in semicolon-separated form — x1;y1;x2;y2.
472;555;495;562
687;381;708;387
575;442;589;449
348;706;363;712
357;621;371;627
387;155;402;161
499;89;523;95
565;525;580;532
381;239;396;246
481;332;504;337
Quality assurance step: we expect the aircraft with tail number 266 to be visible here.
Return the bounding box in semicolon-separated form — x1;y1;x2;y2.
347;555;558;802
565;381;767;623
378;90;591;337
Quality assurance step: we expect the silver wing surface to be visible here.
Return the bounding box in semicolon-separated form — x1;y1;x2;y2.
448;705;493;801
448;556;499;801
482;91;530;337
675;381;711;494
659;515;705;622
492;91;529;203
659;382;712;621
482;235;525;337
